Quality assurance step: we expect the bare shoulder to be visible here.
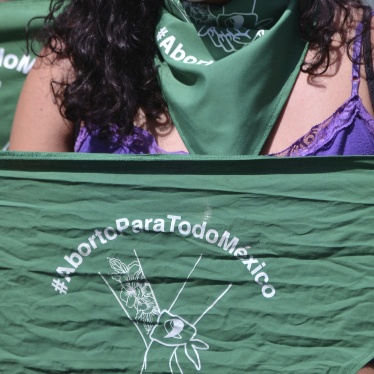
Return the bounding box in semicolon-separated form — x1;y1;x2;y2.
262;10;374;155
9;49;75;152
357;362;374;374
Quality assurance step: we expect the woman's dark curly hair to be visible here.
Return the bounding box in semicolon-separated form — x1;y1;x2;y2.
32;0;372;136
300;0;372;74
35;0;165;136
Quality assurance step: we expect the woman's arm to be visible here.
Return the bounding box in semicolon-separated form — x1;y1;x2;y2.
9;53;74;152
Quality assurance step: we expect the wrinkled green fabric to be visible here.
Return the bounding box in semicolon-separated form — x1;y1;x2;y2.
0;153;373;373
0;0;49;149
156;0;307;155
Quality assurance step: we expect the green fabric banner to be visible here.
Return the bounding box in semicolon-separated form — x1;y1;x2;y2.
0;0;49;149
0;153;373;373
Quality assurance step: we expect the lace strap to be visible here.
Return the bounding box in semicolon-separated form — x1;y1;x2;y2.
352;10;374;97
364;12;374;111
351;21;363;96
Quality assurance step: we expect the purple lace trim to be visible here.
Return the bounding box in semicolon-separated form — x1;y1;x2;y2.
271;19;374;157
75;125;188;155
271;96;374;157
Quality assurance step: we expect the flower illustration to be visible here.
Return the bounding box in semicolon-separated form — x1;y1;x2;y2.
108;256;160;333
122;281;143;308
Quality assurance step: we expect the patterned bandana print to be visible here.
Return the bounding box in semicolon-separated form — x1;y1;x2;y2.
181;0;291;56
156;0;307;155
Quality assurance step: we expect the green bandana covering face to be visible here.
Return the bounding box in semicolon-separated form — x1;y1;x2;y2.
156;0;307;155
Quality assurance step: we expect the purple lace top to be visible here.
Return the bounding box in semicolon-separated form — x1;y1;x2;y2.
75;23;374;157
74;125;187;155
271;20;374;157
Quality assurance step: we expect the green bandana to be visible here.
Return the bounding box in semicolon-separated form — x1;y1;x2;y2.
0;153;373;372
0;0;49;149
156;0;307;155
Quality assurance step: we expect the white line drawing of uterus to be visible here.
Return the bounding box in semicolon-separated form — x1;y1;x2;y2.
100;251;232;373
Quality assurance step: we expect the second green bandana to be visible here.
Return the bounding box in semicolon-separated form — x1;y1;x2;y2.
0;0;49;149
157;0;307;155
